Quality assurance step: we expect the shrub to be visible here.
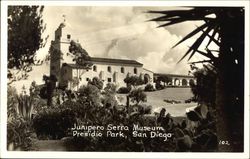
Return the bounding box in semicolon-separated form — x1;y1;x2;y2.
7;117;35;151
117;87;130;94
88;77;103;90
124;75;144;88
7;86;36;151
78;84;102;107
144;105;152;114
144;84;155;92
33;108;77;140
104;83;117;94
155;82;165;90
132;104;152;115
102;83;119;109
128;88;147;105
7;86;18;118
16;95;34;120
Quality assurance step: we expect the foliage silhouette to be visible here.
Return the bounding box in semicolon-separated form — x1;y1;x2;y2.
8;6;48;83
149;7;244;151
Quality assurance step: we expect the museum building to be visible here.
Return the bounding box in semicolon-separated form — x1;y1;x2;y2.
50;22;154;91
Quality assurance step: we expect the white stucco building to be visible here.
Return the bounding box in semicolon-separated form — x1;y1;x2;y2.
60;57;154;90
50;22;154;91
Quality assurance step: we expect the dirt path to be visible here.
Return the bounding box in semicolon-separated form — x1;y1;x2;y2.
33;140;67;151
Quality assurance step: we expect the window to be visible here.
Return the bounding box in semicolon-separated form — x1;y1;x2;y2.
99;71;104;80
134;68;138;74
86;78;89;81
107;66;112;73
113;72;118;83
93;65;97;72
67;34;71;40
107;78;112;82
121;67;125;73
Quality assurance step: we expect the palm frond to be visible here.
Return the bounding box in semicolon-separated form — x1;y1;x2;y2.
188;60;213;64
202;28;220;46
157;18;188;28
172;22;210;48
195;49;216;61
177;22;215;63
187;23;216;61
148;7;215;23
206;25;219;47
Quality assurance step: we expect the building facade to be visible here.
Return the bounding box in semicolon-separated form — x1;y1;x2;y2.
154;73;196;87
50;22;154;91
50;22;195;91
60;58;154;90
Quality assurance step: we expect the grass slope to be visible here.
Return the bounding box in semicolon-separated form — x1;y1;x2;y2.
118;87;196;117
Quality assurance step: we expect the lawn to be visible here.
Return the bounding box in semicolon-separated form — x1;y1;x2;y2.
117;87;197;117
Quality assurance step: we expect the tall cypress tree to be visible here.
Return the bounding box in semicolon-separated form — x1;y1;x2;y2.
8;6;47;82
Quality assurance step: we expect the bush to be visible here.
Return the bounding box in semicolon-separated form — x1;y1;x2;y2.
78;84;102;107
88;77;103;90
117;87;130;94
144;105;152;114
104;83;117;94
102;83;118;109
132;104;152;115
33;108;77;140
128;88;147;105
7;86;36;151
144;84;155;92
155;82;165;90
124;75;144;88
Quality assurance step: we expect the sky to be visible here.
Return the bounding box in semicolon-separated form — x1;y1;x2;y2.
11;6;207;93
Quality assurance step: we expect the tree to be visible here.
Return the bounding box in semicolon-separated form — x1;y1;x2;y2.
104;83;117;95
190;64;216;107
40;75;57;106
102;83;118;109
8;6;48;83
128;88;147;105
88;77;104;90
149;7;244;152
124;75;144;89
157;75;172;86
68;40;93;68
78;84;101;107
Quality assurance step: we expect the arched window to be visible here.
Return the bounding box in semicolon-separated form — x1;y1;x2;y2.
107;66;112;73
189;79;195;85
182;79;187;86
93;65;97;72
144;74;150;84
121;67;125;73
134;68;137;74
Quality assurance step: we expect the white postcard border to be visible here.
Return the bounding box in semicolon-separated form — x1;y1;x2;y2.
1;1;249;158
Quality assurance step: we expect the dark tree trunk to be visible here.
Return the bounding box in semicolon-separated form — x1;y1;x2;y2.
215;70;234;152
215;11;244;152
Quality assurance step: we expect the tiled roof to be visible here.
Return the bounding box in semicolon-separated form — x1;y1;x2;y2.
90;57;143;66
143;68;154;73
63;63;91;69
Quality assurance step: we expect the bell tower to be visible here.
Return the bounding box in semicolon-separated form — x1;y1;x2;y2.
50;21;66;82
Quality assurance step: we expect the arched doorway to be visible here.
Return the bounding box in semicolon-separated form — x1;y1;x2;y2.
182;79;188;86
144;74;150;84
189;79;195;85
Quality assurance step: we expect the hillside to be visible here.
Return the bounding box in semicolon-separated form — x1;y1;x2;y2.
117;87;196;117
